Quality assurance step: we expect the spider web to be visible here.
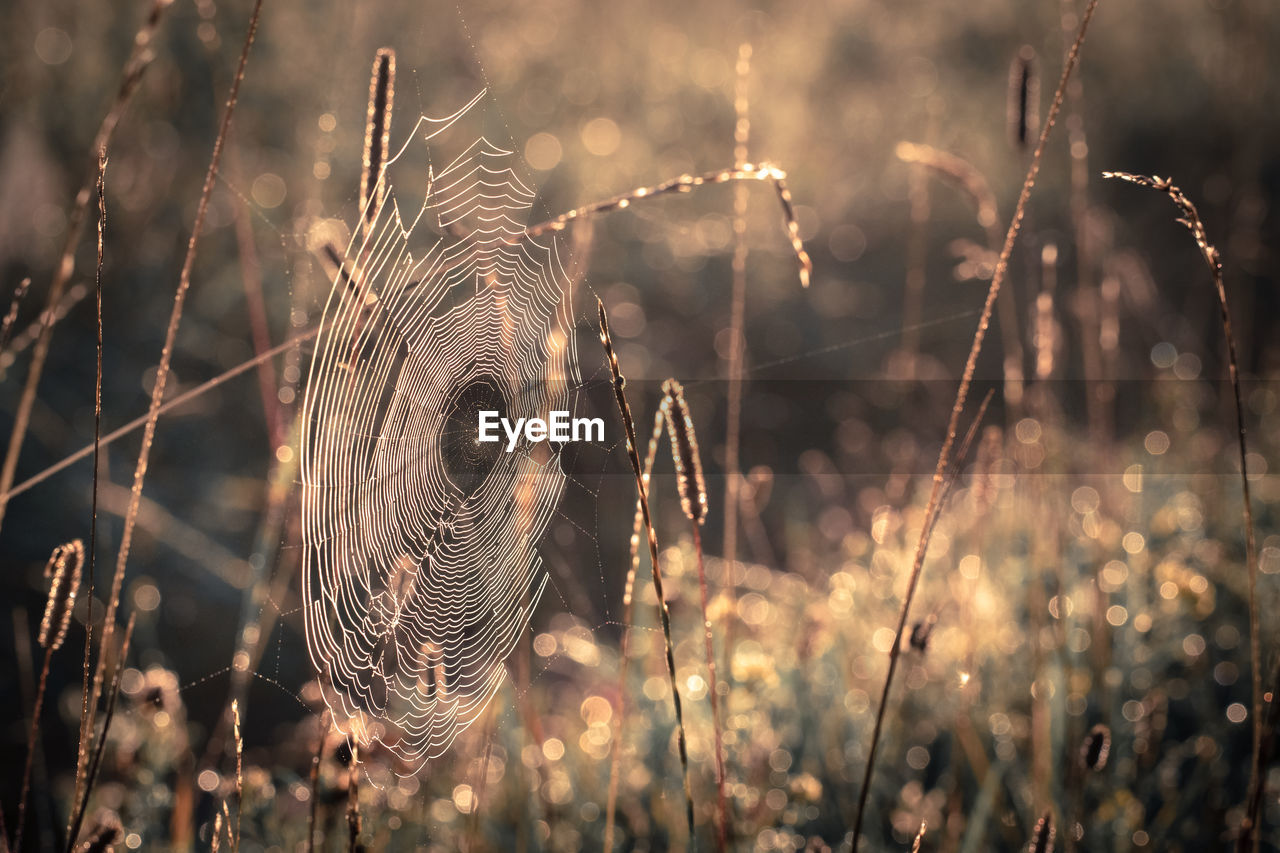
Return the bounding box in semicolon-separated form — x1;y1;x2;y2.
299;93;585;768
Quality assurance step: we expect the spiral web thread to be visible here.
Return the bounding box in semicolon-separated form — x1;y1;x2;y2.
300;94;580;770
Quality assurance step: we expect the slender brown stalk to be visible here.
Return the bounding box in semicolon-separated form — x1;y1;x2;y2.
232;700;243;853
1102;171;1262;851
2;328;316;505
346;745;363;853
603;407;665;851
78;0;266;800
722;41;752;662
1243;658;1280;850
849;4;1101;844
526;166;811;288
466;704;498;853
65;614;135;853
661;380;727;851
306;709;330;853
598;299;697;850
0;0;171;534
73;150;107;848
0;277;30;355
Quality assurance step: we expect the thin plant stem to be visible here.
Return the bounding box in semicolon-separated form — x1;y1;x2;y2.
849;2;1101;844
722;40;752;679
2;328;316;505
525;166;811;289
74;149;108;852
603;407;665;851
307;709;330;853
346;745;362;853
65;614;135;853
232;701;243;853
659;379;726;851
1101;170;1262;852
15;645;54;853
80;0;266;798
598;298;698;850
691;523;728;851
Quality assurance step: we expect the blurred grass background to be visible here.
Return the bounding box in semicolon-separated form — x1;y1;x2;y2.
1;0;1279;849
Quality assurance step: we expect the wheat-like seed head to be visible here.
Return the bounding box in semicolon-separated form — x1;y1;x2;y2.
360;48;395;238
660;379;708;525
39;539;84;650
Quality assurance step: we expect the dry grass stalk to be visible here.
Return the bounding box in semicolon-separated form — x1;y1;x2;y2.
307;709;330;853
598;299;698;849
912;821;927;853
212;809;225;853
361;49;395;239
15;541;85;853
1243;658;1280;850
853;389;992;841
722;42;753;646
603;405;665;851
65;614;135;853
232;700;243;852
1101;170;1263;850
346;744;364;853
38;542;84;652
74;150;108;852
465;705;498;853
662;380;709;525
0;277;30;355
850;2;1102;844
3;328;317;505
526;165;811;288
0;0;172;534
661;379;727;850
77;0;267;809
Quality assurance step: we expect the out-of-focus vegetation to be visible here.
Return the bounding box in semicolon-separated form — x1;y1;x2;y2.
1;0;1278;850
